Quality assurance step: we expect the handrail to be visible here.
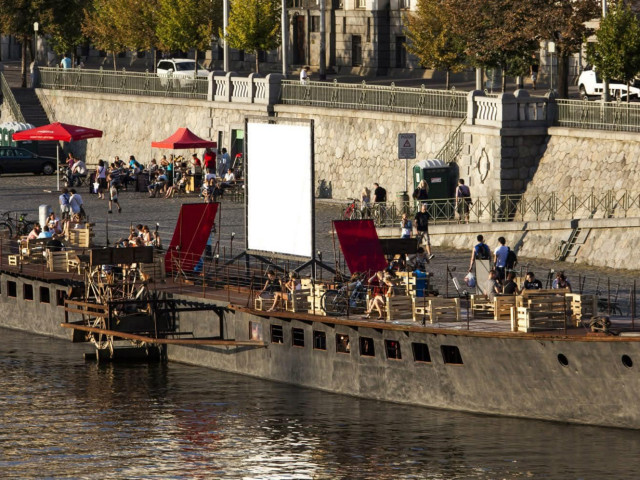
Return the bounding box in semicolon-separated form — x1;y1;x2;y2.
0;72;26;123
434;117;466;164
556;98;640;133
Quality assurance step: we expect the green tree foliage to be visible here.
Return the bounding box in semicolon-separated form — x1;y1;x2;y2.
404;0;466;90
82;0;127;70
156;0;221;68
39;0;86;61
588;0;640;101
537;0;598;97
0;0;44;86
223;0;281;73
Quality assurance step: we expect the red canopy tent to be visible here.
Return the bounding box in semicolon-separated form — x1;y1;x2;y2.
13;122;103;190
151;127;216;149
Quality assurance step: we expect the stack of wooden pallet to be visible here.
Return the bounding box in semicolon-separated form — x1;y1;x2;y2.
413;297;461;323
68;224;94;248
511;292;568;332
385;295;414;321
566;293;597;326
494;295;517;321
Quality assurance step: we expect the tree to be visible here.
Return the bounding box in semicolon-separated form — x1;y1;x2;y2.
223;0;280;74
446;0;542;92
536;0;599;98
404;0;467;90
82;0;128;70
0;0;44;86
39;0;86;64
588;0;640;102
156;0;221;70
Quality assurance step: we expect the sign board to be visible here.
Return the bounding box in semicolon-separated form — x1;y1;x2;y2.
398;133;416;159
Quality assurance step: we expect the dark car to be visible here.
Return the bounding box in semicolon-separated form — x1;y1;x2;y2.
0;146;56;175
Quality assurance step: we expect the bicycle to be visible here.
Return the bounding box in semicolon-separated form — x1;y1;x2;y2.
321;280;368;316
0;212;35;239
343;199;362;220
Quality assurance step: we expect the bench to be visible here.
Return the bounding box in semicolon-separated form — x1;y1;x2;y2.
385;295;414;321
19;237;50;262
47;250;81;273
511;293;569;332
413;297;461;323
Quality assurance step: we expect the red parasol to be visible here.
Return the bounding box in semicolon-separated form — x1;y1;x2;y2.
12;122;103;142
151;127;216;149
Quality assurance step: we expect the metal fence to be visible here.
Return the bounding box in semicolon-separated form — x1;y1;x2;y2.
39;67;209;100
556;99;640;132
342;191;640;227
281;79;468;117
0;72;26;123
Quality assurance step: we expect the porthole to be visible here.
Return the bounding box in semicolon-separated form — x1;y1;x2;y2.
622;355;633;368
557;353;569;367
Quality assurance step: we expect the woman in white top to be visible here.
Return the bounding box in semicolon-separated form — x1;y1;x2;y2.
96;159;108;199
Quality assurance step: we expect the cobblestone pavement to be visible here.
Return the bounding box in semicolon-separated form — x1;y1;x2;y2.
2;174;640;317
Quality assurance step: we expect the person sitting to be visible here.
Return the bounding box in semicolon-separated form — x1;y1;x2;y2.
37;225;54;239
148;158;159;176
364;271;391;320
68;158;87;186
485;269;501;301
148;171;168;197
47;212;62;235
552;272;572;292
409;247;428;272
165;173;187;198
268;271;301;312
202;169;220;203
27;223;41;240
141;225;155;246
220;168;236;189
502;271;520;295
258;270;281;307
523;271;543;290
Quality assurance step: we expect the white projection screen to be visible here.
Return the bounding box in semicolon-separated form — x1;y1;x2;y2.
246;119;313;259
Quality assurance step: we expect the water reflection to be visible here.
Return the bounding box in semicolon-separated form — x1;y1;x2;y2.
1;328;640;479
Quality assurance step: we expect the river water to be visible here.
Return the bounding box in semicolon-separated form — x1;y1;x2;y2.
2;329;640;479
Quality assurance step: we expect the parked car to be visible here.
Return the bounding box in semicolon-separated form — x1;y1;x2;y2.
578;68;640;101
156;59;209;88
0;147;56;175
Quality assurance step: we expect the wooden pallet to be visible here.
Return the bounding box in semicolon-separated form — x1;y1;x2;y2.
47;250;80;273
566;293;597;326
511;293;569;332
385;295;413;321
139;256;165;283
470;294;494;315
68;227;94;248
494;295;517;321
287;289;311;313
413;297;460;323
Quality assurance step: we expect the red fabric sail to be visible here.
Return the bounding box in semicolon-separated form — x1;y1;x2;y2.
165;203;218;273
12;122;103;142
333;220;388;275
151;127;217;149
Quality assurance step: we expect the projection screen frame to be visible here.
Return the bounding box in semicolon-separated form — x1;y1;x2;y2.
244;117;315;262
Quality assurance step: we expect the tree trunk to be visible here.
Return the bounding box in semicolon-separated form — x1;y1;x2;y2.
112;51;117;71
21;36;28;88
255;50;259;74
445;69;450;90
195;48;199;73
556;53;570;99
501;67;507;93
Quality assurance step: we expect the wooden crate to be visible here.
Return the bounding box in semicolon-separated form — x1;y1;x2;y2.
68;228;94;248
512;306;567;333
566;293;597;326
385;295;413;321
494;295;517;321
287;289;311;313
471;294;494;315
47;250;80;273
413;297;460;323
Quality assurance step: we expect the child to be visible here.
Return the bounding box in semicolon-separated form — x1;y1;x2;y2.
108;184;122;214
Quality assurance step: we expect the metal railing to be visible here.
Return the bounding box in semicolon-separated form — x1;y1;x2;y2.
556;99;640;132
39;67;209;100
435;118;466;164
281;79;467;117
342;191;640;226
0;72;26;123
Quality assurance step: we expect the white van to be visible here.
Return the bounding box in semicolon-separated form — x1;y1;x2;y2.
578;68;640;101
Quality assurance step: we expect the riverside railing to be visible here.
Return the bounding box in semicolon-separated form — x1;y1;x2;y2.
281;79;467;117
342;191;640;227
0;72;26;123
556;99;640;132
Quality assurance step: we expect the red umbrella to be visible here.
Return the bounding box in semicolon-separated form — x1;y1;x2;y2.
12;122;103;190
12;122;103;142
151;127;216;149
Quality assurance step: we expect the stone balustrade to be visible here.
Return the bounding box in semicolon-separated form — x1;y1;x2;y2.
468;90;552;128
208;72;284;105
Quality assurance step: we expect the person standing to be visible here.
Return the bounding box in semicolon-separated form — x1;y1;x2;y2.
218;148;231;177
455;179;471;223
400;213;412;239
412;180;429;203
360;187;371;217
530;55;539;90
469;234;491;272
95;159;107;199
300;66;309;84
493;236;509;281
373;183;386;203
60;53;72;69
69;189;85;221
204;148;216;173
191;153;202;189
414;203;435;260
58;188;71;219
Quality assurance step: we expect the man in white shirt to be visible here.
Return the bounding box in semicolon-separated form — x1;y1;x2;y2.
300;66;309;84
69;189;85;220
69;158;87;187
493;236;509;282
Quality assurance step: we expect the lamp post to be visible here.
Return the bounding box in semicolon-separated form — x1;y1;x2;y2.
33;22;39;63
548;41;555;93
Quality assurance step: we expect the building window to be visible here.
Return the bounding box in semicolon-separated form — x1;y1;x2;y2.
311;16;320;33
271;325;284;344
56;289;66;306
40;286;50;304
352;35;362;67
7;281;16;298
336;334;350;353
238;50;245;62
399;0;410;8
333;0;344;9
250;322;263;341
366;18;371;43
385;340;402;360
292;328;305;347
441;345;463;365
313;330;326;350
258;50;267;63
23;284;33;301
356;0;366;8
412;343;431;363
359;337;375;357
343;17;347;33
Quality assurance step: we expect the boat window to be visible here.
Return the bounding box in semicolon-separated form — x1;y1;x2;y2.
313;330;326;350
412;343;431;363
441;345;463;365
557;353;569;367
270;324;284;344
40;286;50;303
359;337;375;357
249;322;263;341
7;281;16;298
23;284;33;301
336;334;350;354
292;328;305;347
622;355;633;368
56;289;66;306
385;340;402;360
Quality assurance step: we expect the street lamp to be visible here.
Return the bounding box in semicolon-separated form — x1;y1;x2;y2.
548;41;555;93
33;22;39;63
